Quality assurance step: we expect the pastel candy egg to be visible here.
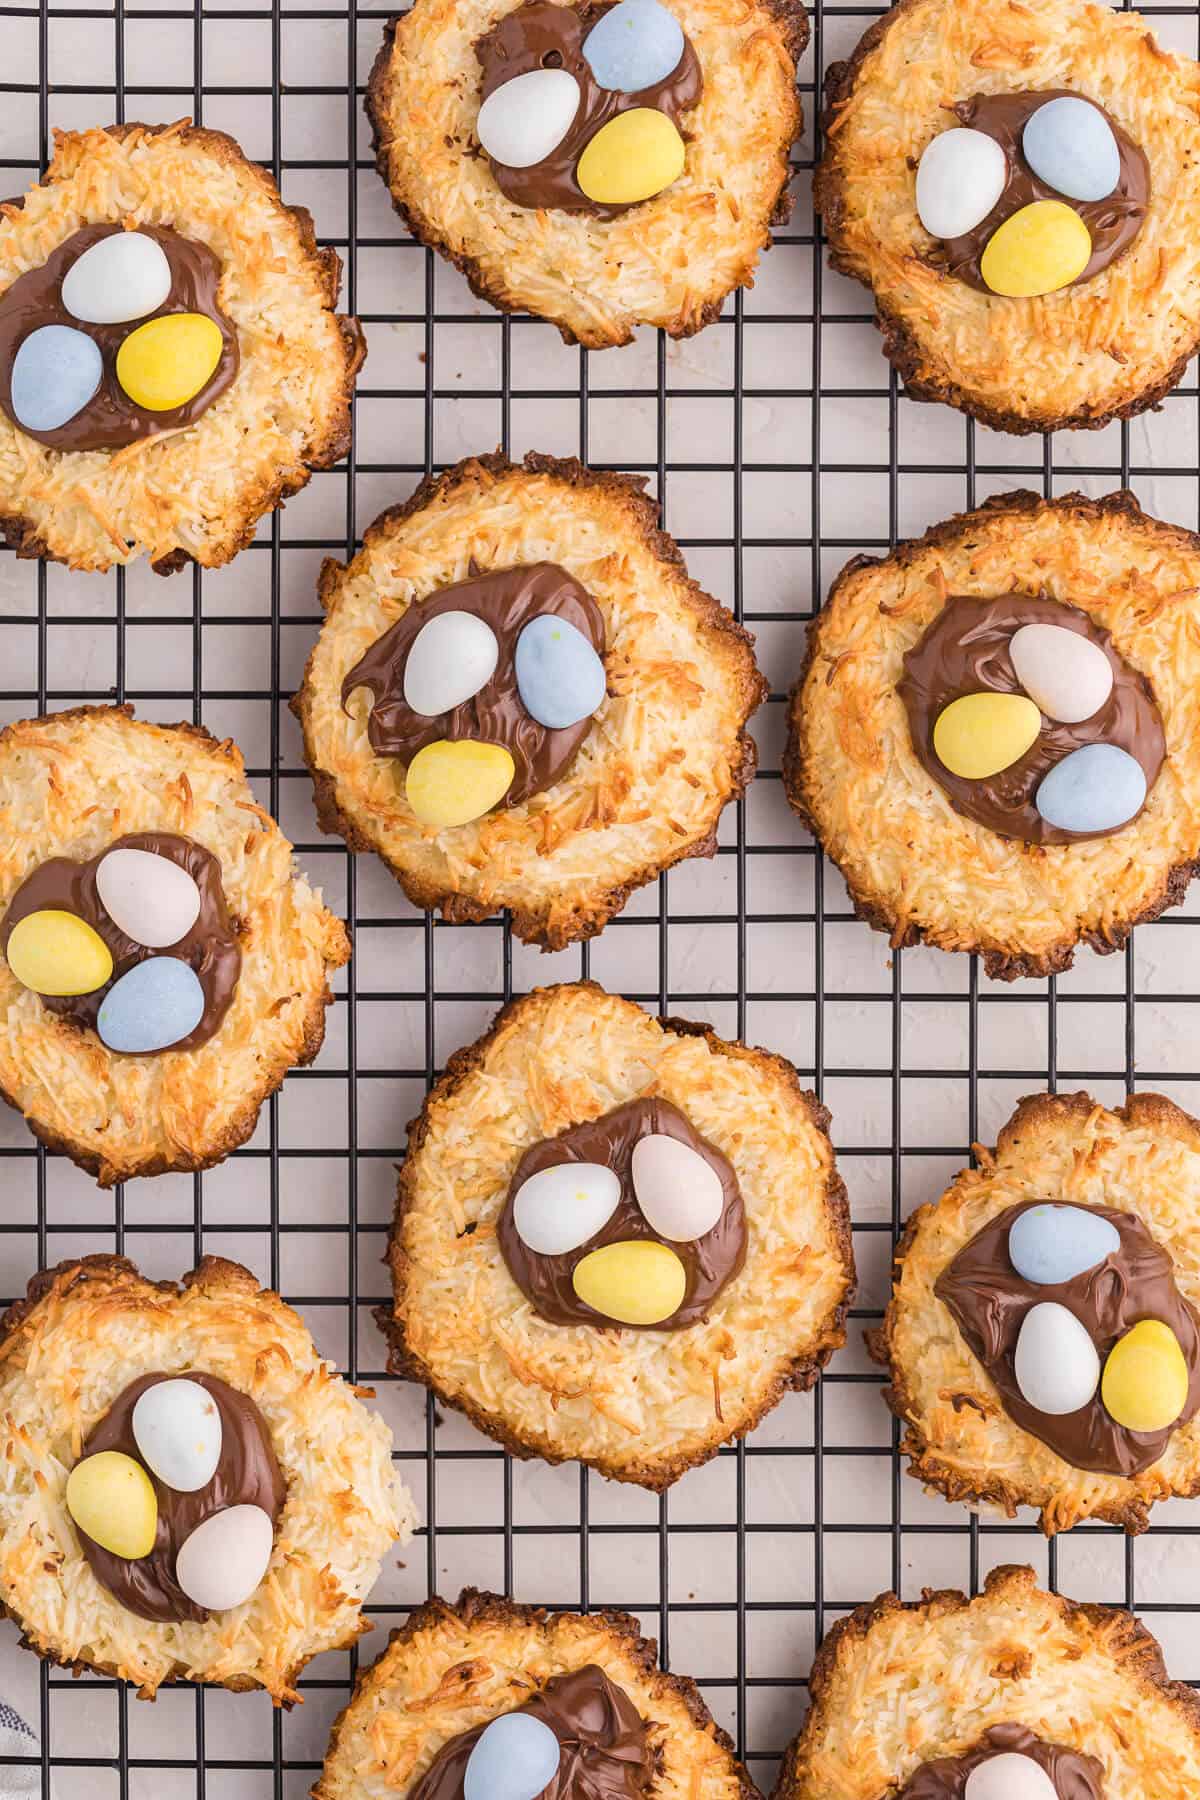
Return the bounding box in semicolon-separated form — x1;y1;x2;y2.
405;739;515;828
515;614;606;728
1022;95;1120;203
932;691;1041;780
403;610;499;717
1008;1204;1121;1286
576;108;686;206
174;1503;273;1612
1013;1301;1100;1415
477;68;581;168
915;127;1007;240
582;0;685;92
1035;743;1146;834
1009;621;1114;724
10;325;102;432
66;1450;157;1560
980;199;1092;298
1101;1319;1189;1432
6;909;113;997
131;1378;222;1492
115;312;223;412
60;230;172;325
965;1754;1058;1800
96;846;203;949
571;1238;687;1325
513;1162;621;1256
463;1713;562;1800
97;956;206;1054
631;1133;724;1241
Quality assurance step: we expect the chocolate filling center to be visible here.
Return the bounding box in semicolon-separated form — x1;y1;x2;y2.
897;1723;1105;1799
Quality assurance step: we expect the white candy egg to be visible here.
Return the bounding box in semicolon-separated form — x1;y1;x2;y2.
96;847;203;948
476;68;581;169
403;610;499;717
1014;1301;1100;1416
131;1377;222;1492
965;1752;1059;1800
916;127;1008;240
61;230;172;325
175;1504;274;1612
463;1712;562;1800
1009;622;1114;724
512;1162;621;1256
631;1133;725;1242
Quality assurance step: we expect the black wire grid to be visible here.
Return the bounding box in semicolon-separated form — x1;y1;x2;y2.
3;0;1200;1793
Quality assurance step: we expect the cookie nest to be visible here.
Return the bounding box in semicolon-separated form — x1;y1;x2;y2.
0;121;363;572
365;0;805;347
0;1256;416;1701
816;0;1200;432
381;981;853;1489
0;705;349;1185
295;453;765;950
784;490;1200;980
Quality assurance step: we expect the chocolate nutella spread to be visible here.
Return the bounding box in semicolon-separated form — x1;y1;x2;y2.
499;1096;746;1330
898;595;1164;845
77;1371;286;1624
410;1665;652;1800
0;223;239;452
936;1200;1200;1476
475;0;703;217
341;561;606;807
898;1723;1104;1800
0;832;242;1052
931;90;1149;292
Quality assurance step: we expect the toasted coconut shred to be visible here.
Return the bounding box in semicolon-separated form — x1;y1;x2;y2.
0;123;363;572
0;1256;416;1702
776;1565;1200;1798
0;706;350;1185
382;982;854;1489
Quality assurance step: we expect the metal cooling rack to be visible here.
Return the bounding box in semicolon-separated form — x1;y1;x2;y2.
3;0;1200;1794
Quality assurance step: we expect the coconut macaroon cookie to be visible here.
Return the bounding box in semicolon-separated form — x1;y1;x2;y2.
0;121;362;571
317;1590;756;1800
0;705;349;1185
295;453;764;950
365;0;805;347
816;0;1200;432
872;1090;1200;1536
381;981;853;1488
784;490;1200;981
776;1565;1200;1798
0;1255;415;1701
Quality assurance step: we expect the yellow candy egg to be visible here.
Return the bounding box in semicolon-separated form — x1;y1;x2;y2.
405;739;515;828
115;312;223;412
1101;1319;1190;1432
571;1239;687;1325
6;908;113;997
980;200;1092;298
932;692;1041;780
65;1450;158;1560
576;109;686;207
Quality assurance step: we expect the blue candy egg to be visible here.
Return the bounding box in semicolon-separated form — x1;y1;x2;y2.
463;1712;561;1800
10;325;103;433
1035;743;1147;834
1022;96;1120;203
97;957;206;1055
515;614;607;729
582;0;685;92
1009;1204;1121;1286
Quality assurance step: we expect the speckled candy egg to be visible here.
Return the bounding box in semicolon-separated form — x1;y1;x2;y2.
1101;1319;1189;1432
932;691;1041;780
66;1450;157;1559
463;1712;562;1800
402;610;500;717
97;956;206;1054
6;908;113;997
1022;96;1120;204
1013;1301;1101;1416
115;312;223;412
572;1238;687;1324
131;1378;223;1492
915;127;1007;241
512;1161;622;1255
979;199;1092;298
631;1133;724;1241
1008;622;1113;724
174;1503;274;1611
61;231;172;325
1008;1204;1120;1286
576;108;686;206
96;846;203;949
476;68;581;168
514;614;606;729
582;0;685;92
965;1755;1058;1800
10;325;103;432
405;739;515;828
1034;743;1146;834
